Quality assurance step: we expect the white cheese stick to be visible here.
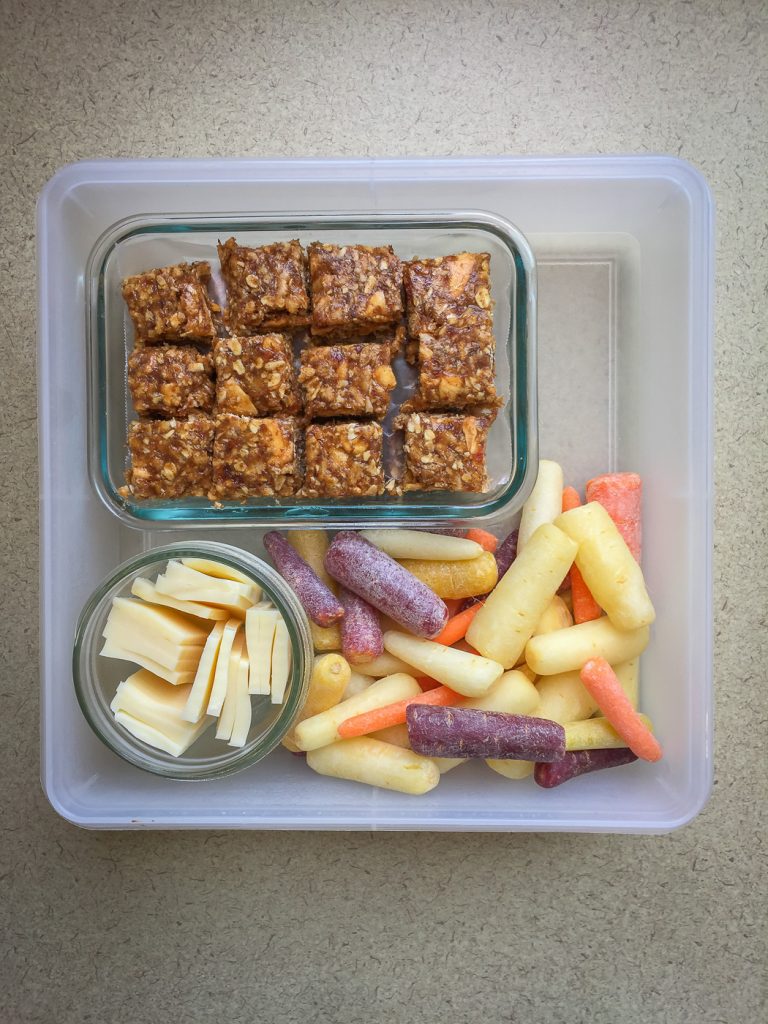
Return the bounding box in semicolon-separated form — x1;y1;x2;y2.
245;606;280;695
229;652;253;748
206;618;241;717
104;597;209;646
216;632;245;741
270;618;292;705
183;621;226;722
156;561;259;613
360;529;482;561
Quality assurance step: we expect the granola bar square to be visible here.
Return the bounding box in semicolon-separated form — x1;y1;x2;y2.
213;335;301;416
417;325;498;409
122;262;216;344
404;252;492;338
399;412;490;493
298;342;397;420
125;415;214;499
308;243;403;337
127;345;215;418
302;421;386;497
218;237;310;334
211;414;301;499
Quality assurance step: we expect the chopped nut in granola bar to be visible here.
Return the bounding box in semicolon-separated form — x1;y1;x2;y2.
121;262;216;344
298;342;396;420
213;334;301;416
218;237;310;333
125;415;214;498
127;345;215;418
398;411;490;493
404;252;492;338
302;421;386;497
210;414;300;499
308;243;403;337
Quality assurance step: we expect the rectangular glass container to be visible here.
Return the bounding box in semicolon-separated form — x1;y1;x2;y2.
87;211;537;528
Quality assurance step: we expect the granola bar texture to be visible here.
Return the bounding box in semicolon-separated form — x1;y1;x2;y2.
298;342;396;419
309;243;403;337
125;415;214;498
213;334;301;416
127;345;215;418
302;421;386;497
218;237;310;333
122;262;216;344
398;411;490;493
210;414;300;499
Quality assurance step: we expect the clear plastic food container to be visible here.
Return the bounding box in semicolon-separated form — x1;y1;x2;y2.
87;210;537;528
38;156;713;832
72;542;313;780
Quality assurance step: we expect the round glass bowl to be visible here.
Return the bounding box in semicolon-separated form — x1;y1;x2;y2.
73;541;312;780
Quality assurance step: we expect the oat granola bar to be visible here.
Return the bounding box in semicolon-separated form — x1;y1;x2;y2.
125;414;214;499
302;421;386;497
417;324;499;409
210;414;300;499
127;345;215;418
213;334;301;416
398;411;490;493
298;342;397;419
121;262;216;344
218;237;310;334
404;252;492;338
308;243;403;337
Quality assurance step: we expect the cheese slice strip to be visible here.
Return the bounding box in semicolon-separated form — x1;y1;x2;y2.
183;620;226;722
206;618;241;717
156;562;259;613
270;618;292;705
102;621;202;672
104;596;209;646
181;557;257;587
245;606;280;695
131;577;229;621
114;710;210;757
229;652;253;748
100;640;196;686
216;632;245;741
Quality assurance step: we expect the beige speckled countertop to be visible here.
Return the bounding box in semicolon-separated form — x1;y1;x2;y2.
2;1;766;1021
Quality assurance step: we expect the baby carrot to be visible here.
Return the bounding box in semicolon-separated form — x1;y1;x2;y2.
417;676;443;691
465;528;499;553
337;685;462;739
561;487;602;623
585;473;642;561
579;657;662;762
433;601;485;646
443;599;463;617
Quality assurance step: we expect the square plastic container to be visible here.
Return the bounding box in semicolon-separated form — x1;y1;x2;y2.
88;211;536;527
38;156;713;832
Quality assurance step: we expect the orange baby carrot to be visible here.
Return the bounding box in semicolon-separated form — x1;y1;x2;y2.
337;685;462;738
443;599;463;617
562;487;602;623
579;658;662;762
465;528;499;553
433;601;485;646
585;472;642;561
417;675;443;691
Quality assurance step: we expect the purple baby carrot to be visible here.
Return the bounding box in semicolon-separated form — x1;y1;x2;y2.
264;531;344;627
